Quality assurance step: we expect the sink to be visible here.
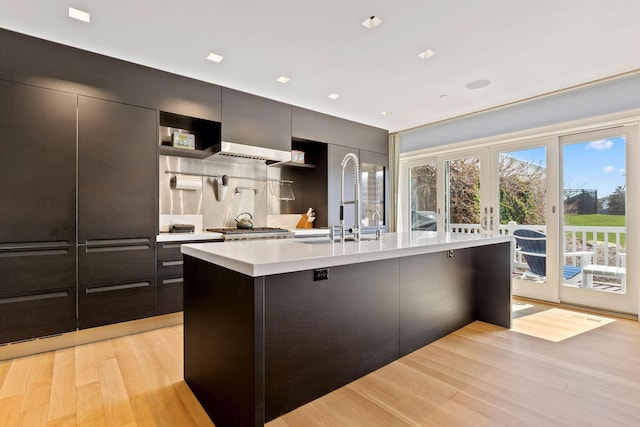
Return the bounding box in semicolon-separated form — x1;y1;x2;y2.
297;235;379;244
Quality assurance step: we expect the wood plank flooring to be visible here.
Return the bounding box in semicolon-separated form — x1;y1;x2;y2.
1;302;639;426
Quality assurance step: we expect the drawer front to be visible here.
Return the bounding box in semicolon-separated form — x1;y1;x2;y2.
157;257;183;277
79;279;157;329
0;245;75;296
0;288;76;344
79;239;156;287
157;241;183;261
157;276;184;315
157;240;216;261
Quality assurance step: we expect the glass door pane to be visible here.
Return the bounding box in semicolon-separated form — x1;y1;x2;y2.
560;127;635;314
445;156;481;232
409;162;437;230
497;146;557;301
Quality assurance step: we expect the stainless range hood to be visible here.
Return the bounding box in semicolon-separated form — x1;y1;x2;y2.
210;141;291;164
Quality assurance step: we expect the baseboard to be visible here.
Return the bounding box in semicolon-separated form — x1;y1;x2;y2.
0;312;183;361
513;296;638;321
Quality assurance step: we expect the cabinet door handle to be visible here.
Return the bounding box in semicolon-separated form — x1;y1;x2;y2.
0;291;69;305
86;281;151;294
85;238;150;247
162;243;182;249
0;248;69;258
85;244;150;253
162;278;183;285
0;241;69;250
162;260;183;267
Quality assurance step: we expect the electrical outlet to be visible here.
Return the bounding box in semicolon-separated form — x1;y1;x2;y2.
447;250;454;258
314;268;329;281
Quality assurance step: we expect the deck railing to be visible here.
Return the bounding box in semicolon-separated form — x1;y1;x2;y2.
450;221;627;268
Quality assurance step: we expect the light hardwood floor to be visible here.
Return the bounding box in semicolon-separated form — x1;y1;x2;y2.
2;302;640;426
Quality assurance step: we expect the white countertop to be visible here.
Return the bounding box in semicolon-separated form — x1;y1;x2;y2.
156;228;329;242
181;231;513;277
156;231;224;242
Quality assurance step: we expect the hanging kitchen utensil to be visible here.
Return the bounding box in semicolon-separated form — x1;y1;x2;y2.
270;181;295;201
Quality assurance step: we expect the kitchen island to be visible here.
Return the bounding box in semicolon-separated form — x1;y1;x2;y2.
181;232;513;427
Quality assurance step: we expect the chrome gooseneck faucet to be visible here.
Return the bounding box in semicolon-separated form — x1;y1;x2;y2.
339;152;361;242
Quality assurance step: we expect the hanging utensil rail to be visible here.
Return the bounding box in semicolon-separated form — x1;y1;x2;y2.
164;170;292;184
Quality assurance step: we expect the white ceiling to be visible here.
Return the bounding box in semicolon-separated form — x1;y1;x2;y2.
2;1;640;133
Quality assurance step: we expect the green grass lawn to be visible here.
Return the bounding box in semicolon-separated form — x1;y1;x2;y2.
564;214;626;246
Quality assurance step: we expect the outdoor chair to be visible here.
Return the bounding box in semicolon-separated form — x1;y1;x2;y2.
513;229;593;285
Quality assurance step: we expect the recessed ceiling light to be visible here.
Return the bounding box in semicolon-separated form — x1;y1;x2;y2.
381;111;392;116
328;93;341;100
206;52;224;63
361;16;383;29
418;49;435;59
69;7;91;23
276;76;290;84
465;79;491;89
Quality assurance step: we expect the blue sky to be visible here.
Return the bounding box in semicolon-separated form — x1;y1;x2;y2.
505;136;626;197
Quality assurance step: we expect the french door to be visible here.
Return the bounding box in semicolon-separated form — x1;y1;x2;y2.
558;126;637;314
404;124;638;315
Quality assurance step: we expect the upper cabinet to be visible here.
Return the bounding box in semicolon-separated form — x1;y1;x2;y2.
0;81;77;244
221;88;292;151
292;106;388;154
0;28;222;121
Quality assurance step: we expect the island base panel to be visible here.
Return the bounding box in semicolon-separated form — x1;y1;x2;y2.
399;249;475;356
183;255;265;427
264;259;400;420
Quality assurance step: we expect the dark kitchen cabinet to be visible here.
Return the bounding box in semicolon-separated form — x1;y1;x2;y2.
292;106;388;154
221;88;291;152
0;244;77;344
0;244;76;296
156;239;222;314
78;278;157;329
0;28;222;121
78;96;157;242
0;81;77;344
77;96;158;328
0;287;77;344
77;239;157;329
0;80;77;244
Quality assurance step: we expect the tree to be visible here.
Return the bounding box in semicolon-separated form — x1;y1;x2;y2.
410;164;437;212
498;156;546;225
607;186;626;215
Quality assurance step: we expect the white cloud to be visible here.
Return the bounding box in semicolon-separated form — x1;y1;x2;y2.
620;168;626;175
603;166;616;173
585;139;614;150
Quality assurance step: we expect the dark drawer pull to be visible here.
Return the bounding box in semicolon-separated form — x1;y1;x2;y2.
85;245;150;253
162;277;183;285
162;243;182;249
162;260;183;267
0;248;69;258
86;282;151;294
86;238;150;246
0;241;69;250
0;291;69;305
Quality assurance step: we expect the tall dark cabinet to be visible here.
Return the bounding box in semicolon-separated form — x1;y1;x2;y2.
0;81;78;343
77;96;158;329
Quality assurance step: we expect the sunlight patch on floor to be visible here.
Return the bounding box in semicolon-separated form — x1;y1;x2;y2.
512;302;534;312
511;308;616;342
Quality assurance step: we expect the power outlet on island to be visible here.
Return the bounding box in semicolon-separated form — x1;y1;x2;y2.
314;268;329;281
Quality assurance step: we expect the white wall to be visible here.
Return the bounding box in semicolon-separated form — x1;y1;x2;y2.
400;72;640;152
